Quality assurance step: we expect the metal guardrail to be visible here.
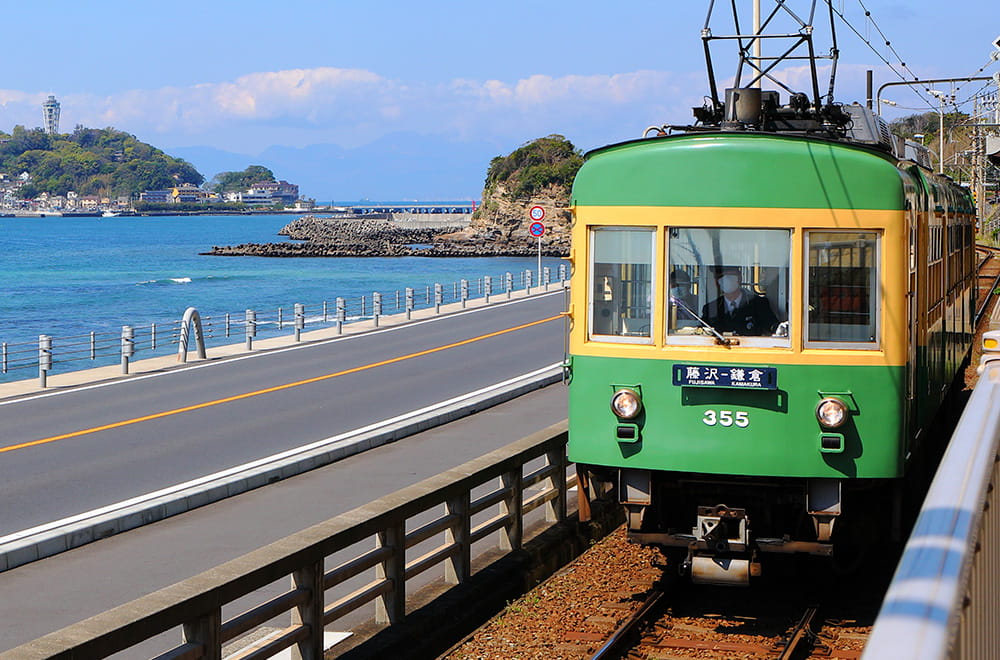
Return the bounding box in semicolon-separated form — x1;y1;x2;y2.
1;422;573;660
863;335;1000;659
0;266;568;387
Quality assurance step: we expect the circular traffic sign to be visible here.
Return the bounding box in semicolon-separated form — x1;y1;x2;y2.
529;205;545;221
529;221;545;237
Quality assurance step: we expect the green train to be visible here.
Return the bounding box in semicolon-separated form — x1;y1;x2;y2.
565;90;977;583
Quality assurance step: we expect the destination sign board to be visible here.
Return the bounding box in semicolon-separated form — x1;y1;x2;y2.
672;364;777;390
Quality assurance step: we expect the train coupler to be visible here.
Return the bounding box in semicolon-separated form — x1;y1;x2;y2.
685;505;761;586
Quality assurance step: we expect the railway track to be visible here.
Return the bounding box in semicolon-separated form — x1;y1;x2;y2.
584;581;872;660
442;529;883;660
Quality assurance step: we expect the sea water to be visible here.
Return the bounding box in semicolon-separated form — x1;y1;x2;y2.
0;214;563;372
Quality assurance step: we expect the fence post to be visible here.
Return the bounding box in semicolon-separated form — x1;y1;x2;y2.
322;300;329;323
525;269;533;295
546;445;568;523
543;266;551;291
290;561;325;660
484;275;492;304
38;334;52;388
2;341;7;374
499;469;524;551
559;263;567;286
278;307;284;330
405;287;414;320
294;303;305;341
460;279;468;308
121;325;134;374
373;292;382;327
182;610;222;660
505;272;513;299
245;309;256;350
336;297;345;335
90;331;96;360
375;524;406;625
434;283;443;313
361;295;367;318
445;493;472;585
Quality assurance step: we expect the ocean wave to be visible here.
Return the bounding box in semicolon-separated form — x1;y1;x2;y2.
136;277;193;286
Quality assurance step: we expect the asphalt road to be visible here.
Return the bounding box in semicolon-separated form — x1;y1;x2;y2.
0;292;570;654
0;292;565;535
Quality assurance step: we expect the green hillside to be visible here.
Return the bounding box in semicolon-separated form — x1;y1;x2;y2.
0;125;203;198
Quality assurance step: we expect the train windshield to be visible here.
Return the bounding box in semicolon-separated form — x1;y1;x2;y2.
805;231;880;346
589;227;655;342
667;228;790;345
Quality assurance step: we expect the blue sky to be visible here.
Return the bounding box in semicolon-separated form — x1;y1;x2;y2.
2;1;997;198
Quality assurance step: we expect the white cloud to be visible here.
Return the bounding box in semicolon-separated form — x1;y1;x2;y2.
0;67;695;151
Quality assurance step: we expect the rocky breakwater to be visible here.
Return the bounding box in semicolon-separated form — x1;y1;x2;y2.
204;214;568;258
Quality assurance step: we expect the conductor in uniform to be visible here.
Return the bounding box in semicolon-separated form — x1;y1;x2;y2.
701;266;778;336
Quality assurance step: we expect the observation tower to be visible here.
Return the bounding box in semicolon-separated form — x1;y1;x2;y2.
42;95;60;134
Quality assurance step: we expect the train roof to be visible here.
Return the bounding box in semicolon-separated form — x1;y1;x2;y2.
573;128;971;213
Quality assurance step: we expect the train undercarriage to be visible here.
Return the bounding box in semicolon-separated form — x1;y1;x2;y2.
583;467;901;586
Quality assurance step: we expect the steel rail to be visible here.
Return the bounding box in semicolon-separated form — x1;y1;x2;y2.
776;605;827;660
588;587;666;660
974;245;1000;327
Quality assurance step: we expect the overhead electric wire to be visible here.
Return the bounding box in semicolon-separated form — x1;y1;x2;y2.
823;0;935;113
826;0;997;117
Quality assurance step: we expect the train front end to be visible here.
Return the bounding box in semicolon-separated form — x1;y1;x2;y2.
566;132;911;584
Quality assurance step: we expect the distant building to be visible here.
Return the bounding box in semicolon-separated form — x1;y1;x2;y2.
140;190;171;203
239;191;278;207
171;184;207;204
247;180;299;204
42;95;61;135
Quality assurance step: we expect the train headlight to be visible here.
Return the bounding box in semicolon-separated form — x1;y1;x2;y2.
816;397;848;429
611;388;642;419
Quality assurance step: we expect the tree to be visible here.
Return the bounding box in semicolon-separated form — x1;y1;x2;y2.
209;165;276;193
482;135;583;200
0;126;205;199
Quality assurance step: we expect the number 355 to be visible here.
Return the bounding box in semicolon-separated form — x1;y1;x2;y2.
702;410;750;428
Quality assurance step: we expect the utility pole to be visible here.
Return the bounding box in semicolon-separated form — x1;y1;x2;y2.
927;90;950;175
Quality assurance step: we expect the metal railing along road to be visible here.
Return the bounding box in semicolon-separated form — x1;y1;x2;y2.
0;266;568;387
862;333;1000;660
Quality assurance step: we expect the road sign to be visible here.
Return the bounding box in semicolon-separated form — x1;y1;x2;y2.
529;205;545;221
529;222;545;237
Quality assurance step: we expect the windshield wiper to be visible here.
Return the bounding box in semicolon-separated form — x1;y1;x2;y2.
670;296;732;346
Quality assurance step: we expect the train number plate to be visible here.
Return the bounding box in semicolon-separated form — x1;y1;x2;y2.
672;364;777;390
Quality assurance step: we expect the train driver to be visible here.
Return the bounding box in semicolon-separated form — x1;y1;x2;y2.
701;266;778;336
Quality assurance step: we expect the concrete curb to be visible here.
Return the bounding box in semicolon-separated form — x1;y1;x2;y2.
0;364;564;572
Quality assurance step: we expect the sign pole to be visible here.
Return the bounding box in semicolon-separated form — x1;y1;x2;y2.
537;234;542;282
528;206;546;286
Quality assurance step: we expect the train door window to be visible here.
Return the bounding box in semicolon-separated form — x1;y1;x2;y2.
805;231;880;347
666;228;790;346
589;227;655;342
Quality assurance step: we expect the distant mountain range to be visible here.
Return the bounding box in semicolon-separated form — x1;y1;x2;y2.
170;133;509;202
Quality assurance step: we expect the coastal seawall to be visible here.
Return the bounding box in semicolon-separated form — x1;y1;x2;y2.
203;214;568;258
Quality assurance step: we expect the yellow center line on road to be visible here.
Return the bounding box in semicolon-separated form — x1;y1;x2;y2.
1;314;562;455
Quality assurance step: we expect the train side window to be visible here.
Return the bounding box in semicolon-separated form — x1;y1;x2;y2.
588;227;655;342
805;231;880;346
